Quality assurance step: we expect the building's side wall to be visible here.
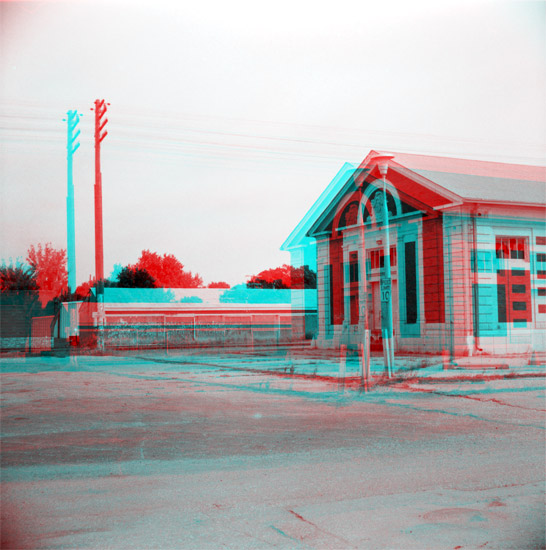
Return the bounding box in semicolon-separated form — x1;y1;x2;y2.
288;244;314;340
532;232;546;351
316;237;336;347
442;212;474;356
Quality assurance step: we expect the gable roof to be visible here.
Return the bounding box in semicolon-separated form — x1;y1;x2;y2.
282;150;546;250
381;151;545;205
280;162;358;251
411;170;545;204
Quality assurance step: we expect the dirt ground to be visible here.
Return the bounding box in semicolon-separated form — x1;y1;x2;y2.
1;352;545;549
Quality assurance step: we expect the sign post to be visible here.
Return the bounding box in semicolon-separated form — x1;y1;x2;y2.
374;155;395;377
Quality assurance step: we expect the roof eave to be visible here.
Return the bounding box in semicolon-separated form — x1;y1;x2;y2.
280;162;358;251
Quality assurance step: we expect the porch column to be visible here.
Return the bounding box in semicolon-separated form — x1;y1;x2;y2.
342;239;351;344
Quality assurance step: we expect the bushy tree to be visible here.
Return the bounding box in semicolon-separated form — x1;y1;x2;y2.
247;264;292;289
207;281;230;288
74;276;115;299
246;264;316;289
1;261;42;339
132;250;203;288
26;243;67;297
0;262;38;292
116;266;156;288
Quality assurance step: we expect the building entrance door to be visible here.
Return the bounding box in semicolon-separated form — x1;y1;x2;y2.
368;279;398;351
369;281;382;350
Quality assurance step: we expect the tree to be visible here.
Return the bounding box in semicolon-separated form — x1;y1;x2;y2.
116;266;156;288
290;265;317;289
1;261;42;343
246;264;317;289
247;264;292;289
0;262;38;292
207;281;230;288
132;250;203;288
26;243;67;297
74;276;115;299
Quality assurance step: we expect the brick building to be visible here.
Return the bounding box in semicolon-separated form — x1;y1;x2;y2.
282;151;546;357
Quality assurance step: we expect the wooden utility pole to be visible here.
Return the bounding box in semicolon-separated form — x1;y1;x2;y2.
93;99;108;348
65;110;80;295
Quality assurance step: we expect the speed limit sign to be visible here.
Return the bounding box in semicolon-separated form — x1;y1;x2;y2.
380;277;391;303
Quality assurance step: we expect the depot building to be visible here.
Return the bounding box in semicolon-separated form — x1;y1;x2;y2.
282;151;546;357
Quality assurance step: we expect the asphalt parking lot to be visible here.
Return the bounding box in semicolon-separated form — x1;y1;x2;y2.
1;352;545;549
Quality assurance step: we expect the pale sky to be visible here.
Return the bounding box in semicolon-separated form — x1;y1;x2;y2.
1;0;545;286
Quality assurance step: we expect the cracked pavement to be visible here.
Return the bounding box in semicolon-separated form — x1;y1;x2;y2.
1;353;545;549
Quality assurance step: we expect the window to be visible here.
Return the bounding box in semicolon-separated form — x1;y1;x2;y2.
496;236;526;260
537;253;546;262
497;284;507;323
405;242;417;324
349;252;359;283
391;246;397;267
367;246;396;270
369;250;381;270
328;265;334;326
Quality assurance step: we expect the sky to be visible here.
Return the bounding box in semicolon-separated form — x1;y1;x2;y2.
1;0;545;286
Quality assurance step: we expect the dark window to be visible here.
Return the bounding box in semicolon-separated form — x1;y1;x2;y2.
512;301;527;311
538;270;546;279
405;241;417;324
538;253;546;262
350;294;359;325
497;284;507;323
538;288;546;297
349;252;359;283
339;202;359;228
512;284;526;294
513;319;527;324
511;268;525;277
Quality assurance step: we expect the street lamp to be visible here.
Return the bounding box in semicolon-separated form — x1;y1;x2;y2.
372;154;395;377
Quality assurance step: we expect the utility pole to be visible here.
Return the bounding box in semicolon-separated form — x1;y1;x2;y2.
92;99;108;349
66;110;81;294
65;110;81;345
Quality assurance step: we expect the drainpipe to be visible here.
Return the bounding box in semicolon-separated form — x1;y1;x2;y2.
471;207;482;354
